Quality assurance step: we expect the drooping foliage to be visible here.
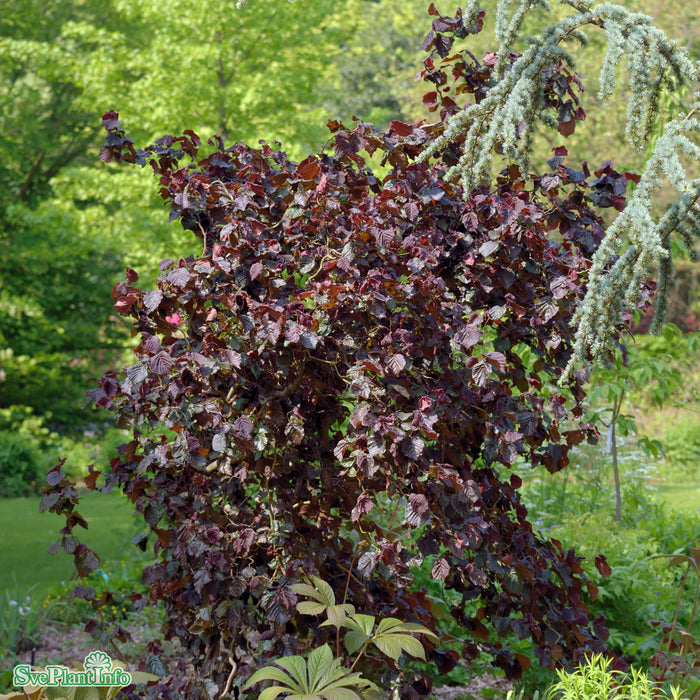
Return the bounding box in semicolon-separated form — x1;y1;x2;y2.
417;0;700;377
42;3;665;699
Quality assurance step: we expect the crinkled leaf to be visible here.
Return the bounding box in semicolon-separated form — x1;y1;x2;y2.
166;267;192;288
149;351;173;375
385;354;406;374
212;433;227;453
479;240;499;258
126;362;148;385
472;359;491;387
455;323;481;349
143;289;163;313
431;557;450;582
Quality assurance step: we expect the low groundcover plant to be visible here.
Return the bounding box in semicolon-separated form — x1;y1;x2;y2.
244;577;438;700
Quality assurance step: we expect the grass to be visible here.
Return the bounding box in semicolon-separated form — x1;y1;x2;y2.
655;480;700;514
0;490;143;596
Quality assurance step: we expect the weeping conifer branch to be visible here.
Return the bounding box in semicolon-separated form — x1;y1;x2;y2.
563;115;700;380
418;0;700;378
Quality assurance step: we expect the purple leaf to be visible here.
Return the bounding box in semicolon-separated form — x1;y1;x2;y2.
143;289;163;313
431;558;450;582
150;352;173;375
385;353;406;374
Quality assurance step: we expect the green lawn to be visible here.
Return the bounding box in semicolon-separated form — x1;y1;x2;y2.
655;481;700;515
0;490;142;596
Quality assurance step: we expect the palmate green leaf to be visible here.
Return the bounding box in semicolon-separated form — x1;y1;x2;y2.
275;656;310;691
319;688;363;700
71;688;101;700
344;614;375;637
344;629;369;655
246;645;377;700
325;604;355;628
314;661;357;692
293;578;354;627
126;671;161;684
375;619;439;644
307;645;335;691
320;671;372;693
297;601;327;616
289;583;323;600
374;617;403;635
293;577;336;607
312;578;336;607
371;635;404;661
374;633;426;660
258;686;301;700
245;664;305;694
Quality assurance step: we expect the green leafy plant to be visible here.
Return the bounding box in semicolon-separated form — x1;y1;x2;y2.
544;653;684;700
0;588;55;661
0;431;50;498
245;577;438;700
658;413;700;477
586;323;698;522
245;643;380;700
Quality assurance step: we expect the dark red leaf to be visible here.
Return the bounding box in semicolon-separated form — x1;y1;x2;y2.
167;267;192;289
472;359;491;387
455;324;481;349
250;262;264;280
114;295;138;313
385;353;406;374
423;91;439;110
484;352;506;372
595;555;612;579
557;118;576;137
143;289;163;313
150;351;173;375
431;558;450;582
46;469;64;487
297;157;320;180
232;416;254;443
102;110;122;130
479;240;499;258
352;493;374;522
233;529;256;556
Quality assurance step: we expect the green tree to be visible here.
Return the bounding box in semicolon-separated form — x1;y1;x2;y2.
0;0;426;436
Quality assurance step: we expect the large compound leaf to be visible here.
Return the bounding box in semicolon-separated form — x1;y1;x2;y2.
293;577;355;627
308;645;335;692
